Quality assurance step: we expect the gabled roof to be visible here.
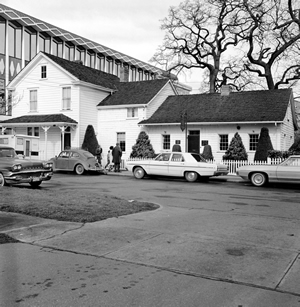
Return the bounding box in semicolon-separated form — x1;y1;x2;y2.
98;79;171;106
0;114;78;126
139;88;295;125
43;53;120;90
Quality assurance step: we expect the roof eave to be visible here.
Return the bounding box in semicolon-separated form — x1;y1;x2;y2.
139;121;284;126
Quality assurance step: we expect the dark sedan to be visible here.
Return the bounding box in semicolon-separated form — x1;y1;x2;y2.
0;145;53;188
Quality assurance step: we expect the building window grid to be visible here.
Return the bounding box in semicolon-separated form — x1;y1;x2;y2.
249;134;259;151
41;65;47;79
127;107;137;118
29;90;37;112
219;134;228;151
62;87;71;110
162;134;170;150
117;132;126;152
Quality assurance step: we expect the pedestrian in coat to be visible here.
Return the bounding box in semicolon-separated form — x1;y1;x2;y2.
112;143;122;172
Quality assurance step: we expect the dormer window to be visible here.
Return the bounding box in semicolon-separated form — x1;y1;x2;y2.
41;65;47;79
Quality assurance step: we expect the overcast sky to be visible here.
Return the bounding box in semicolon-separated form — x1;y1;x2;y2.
2;0;203;92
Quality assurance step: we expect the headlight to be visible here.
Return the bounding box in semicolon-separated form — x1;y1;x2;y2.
12;164;22;171
43;162;53;169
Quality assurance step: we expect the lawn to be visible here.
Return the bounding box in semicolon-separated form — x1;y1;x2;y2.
0;186;159;223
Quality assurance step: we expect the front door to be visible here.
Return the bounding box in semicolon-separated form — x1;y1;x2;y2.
188;131;200;153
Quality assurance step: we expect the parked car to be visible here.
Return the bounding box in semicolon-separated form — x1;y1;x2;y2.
51;149;107;175
126;152;229;182
237;155;300;187
0;145;53;188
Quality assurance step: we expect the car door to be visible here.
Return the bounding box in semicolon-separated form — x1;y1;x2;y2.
148;153;171;176
55;151;70;170
168;153;185;177
68;151;81;170
276;157;300;182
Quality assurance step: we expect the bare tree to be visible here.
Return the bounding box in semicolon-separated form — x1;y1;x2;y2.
235;0;300;89
151;0;242;93
152;0;300;92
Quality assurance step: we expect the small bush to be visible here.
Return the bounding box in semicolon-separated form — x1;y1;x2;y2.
254;127;273;161
223;132;248;161
81;125;99;155
130;131;155;158
202;144;214;160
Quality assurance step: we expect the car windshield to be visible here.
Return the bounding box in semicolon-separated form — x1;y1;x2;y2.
191;153;207;163
0;148;16;158
281;157;300;166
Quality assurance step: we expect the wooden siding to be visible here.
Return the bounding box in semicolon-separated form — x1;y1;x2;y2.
79;88;109;146
280;103;294;151
146;83;176;118
144;123;285;162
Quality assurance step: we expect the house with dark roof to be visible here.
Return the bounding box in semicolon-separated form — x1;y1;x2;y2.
139;86;298;162
0;52;178;160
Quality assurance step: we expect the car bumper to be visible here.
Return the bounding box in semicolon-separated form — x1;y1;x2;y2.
4;171;53;184
214;170;229;176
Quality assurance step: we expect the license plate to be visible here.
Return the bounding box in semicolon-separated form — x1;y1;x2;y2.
32;177;40;182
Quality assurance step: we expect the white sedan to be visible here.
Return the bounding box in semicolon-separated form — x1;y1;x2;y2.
126;152;229;182
237;155;300;187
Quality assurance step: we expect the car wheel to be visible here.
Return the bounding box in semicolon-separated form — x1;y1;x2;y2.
133;167;145;179
75;164;85;175
0;173;6;187
30;181;42;188
250;172;267;187
185;171;198;182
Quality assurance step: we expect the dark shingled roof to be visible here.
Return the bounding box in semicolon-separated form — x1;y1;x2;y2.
43;53;119;90
98;79;170;106
139;89;293;124
1;113;78;124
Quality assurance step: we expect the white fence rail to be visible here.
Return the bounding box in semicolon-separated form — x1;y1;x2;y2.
124;157;285;175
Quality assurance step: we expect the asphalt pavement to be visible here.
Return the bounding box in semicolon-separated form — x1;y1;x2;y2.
1;172;300;307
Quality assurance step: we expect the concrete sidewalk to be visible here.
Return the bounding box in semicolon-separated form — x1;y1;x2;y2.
2;175;299;307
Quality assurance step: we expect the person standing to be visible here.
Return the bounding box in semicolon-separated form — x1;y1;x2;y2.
95;144;103;165
112;143;122;172
105;146;114;171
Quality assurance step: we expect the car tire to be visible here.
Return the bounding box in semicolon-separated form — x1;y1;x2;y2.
133;167;145;179
0;173;6;187
75;164;85;175
30;181;42;188
250;172;267;187
185;171;198;182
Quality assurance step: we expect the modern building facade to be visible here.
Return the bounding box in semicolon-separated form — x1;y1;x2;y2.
0;3;183;119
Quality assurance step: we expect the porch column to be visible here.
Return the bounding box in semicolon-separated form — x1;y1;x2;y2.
59;126;66;150
41;126;50;160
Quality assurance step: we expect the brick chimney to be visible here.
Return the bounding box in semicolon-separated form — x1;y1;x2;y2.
220;85;231;96
120;66;129;82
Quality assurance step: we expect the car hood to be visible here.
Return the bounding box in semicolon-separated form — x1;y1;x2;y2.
1;157;46;168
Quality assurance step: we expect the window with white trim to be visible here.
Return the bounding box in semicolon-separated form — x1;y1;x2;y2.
29;90;37;112
62;87;71;110
27;127;39;137
249;134;259;151
117;132;126;151
219;134;228;151
41;65;47;79
162;134;170;150
127;107;138;118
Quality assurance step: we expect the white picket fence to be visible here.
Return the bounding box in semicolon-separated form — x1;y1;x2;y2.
124;157;284;175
